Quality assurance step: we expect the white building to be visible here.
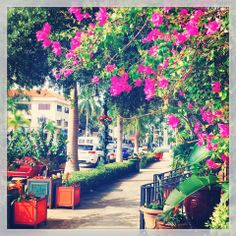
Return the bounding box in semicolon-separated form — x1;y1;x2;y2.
8;89;70;132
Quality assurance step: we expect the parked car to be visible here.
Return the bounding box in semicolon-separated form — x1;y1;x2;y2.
107;143;116;162
78;136;105;167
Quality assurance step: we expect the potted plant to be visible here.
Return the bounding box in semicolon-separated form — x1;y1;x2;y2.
128;154;141;173
152;148;164;161
12;181;47;228
56;173;80;209
140;202;163;229
156;207;189;229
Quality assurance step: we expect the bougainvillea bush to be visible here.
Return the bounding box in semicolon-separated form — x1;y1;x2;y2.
35;7;229;176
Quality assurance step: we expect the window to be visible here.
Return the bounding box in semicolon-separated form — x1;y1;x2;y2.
78;145;93;151
38;104;50;110
64;121;68;127
64;107;69;113
57;120;62;126
57;105;62;112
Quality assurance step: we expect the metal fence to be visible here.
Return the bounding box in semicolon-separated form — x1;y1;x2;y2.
140;165;193;229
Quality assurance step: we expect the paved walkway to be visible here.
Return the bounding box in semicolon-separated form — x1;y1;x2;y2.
42;151;172;229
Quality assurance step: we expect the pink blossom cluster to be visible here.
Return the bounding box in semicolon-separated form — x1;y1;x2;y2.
196;132;218;150
148;45;159;58
70;31;82;51
69;7;91;22
218;123;229;138
134;78;143;87
206;159;221;170
157;76;169;88
221;154;229;163
167;114;180;128
142;29;170;43
36;22;52;48
91;75;99;84
52;41;62;56
60;68;73;77
137;65;156;76
110;73;132;96
151;13;163;27
106;64;116;72
158;58;169;70
200;108;216;125
96;7;109;26
144;78;156;100
212;81;221;93
206;20;221;35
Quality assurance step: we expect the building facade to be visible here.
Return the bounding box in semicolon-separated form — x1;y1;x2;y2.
8;89;70;133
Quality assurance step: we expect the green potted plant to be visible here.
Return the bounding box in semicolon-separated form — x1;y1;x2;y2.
152;147;164;161
140;202;163;229
156;207;189;229
128;153;141;173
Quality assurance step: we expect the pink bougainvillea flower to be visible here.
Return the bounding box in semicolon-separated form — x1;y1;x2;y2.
206;20;221;35
221;154;229;163
175;32;188;45
148;46;159;58
91;76;99;84
177;101;182;107
144;78;156;100
96;7;108;26
42;22;51;35
63;69;73;77
73;60;79;65
201;109;215;124
163;7;171;13
214;109;222;118
110;73;131;96
42;38;51;48
218;123;229;138
212;81;221;93
137;65;156;75
206;141;218;151
143;29;162;43
197;133;205;146
83;13;91;19
54;73;61;80
180;8;188;16
151;13;163;27
134;78;143;87
206;159;221;170
187;103;193;109
178;89;184;96
194;122;201;134
167;114;180;129
36;30;48;41
52;41;62;56
186;22;199;37
106;64;116;72
158;76;169;88
65;52;74;59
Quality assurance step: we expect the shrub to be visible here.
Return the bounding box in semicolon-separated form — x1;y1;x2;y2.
172;142;196;169
66;161;138;194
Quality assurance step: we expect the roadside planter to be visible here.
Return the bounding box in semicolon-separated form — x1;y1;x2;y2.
140;206;163;229
13;197;47;227
56;184;80;209
7;188;19;228
27;176;62;208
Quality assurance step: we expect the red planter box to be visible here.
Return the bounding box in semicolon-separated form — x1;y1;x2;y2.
154;153;163;160
56;186;80;209
13;198;47;227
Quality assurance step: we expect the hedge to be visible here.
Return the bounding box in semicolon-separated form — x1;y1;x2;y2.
140;155;155;168
66;160;139;194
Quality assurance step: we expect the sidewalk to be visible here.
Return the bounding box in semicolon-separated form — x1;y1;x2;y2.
42;151;172;229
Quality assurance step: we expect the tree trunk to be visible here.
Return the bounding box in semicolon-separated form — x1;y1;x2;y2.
64;83;79;173
134;117;139;154
116;115;123;162
85;111;89;137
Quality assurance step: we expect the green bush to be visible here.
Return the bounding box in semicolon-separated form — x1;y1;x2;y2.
172;142;196;169
67;161;138;194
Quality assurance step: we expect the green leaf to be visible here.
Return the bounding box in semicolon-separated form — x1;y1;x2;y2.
164;175;217;212
188;145;211;165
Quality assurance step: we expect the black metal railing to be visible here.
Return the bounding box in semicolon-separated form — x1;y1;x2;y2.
140;165;193;229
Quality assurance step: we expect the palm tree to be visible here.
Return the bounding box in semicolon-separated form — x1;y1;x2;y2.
8;111;30;131
78;89;101;137
64;82;79;173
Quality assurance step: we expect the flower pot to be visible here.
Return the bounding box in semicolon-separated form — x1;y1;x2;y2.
140;206;163;229
7;188;19;228
13;198;47;228
184;187;221;228
155;220;174;229
154;153;163;160
56;185;80;209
